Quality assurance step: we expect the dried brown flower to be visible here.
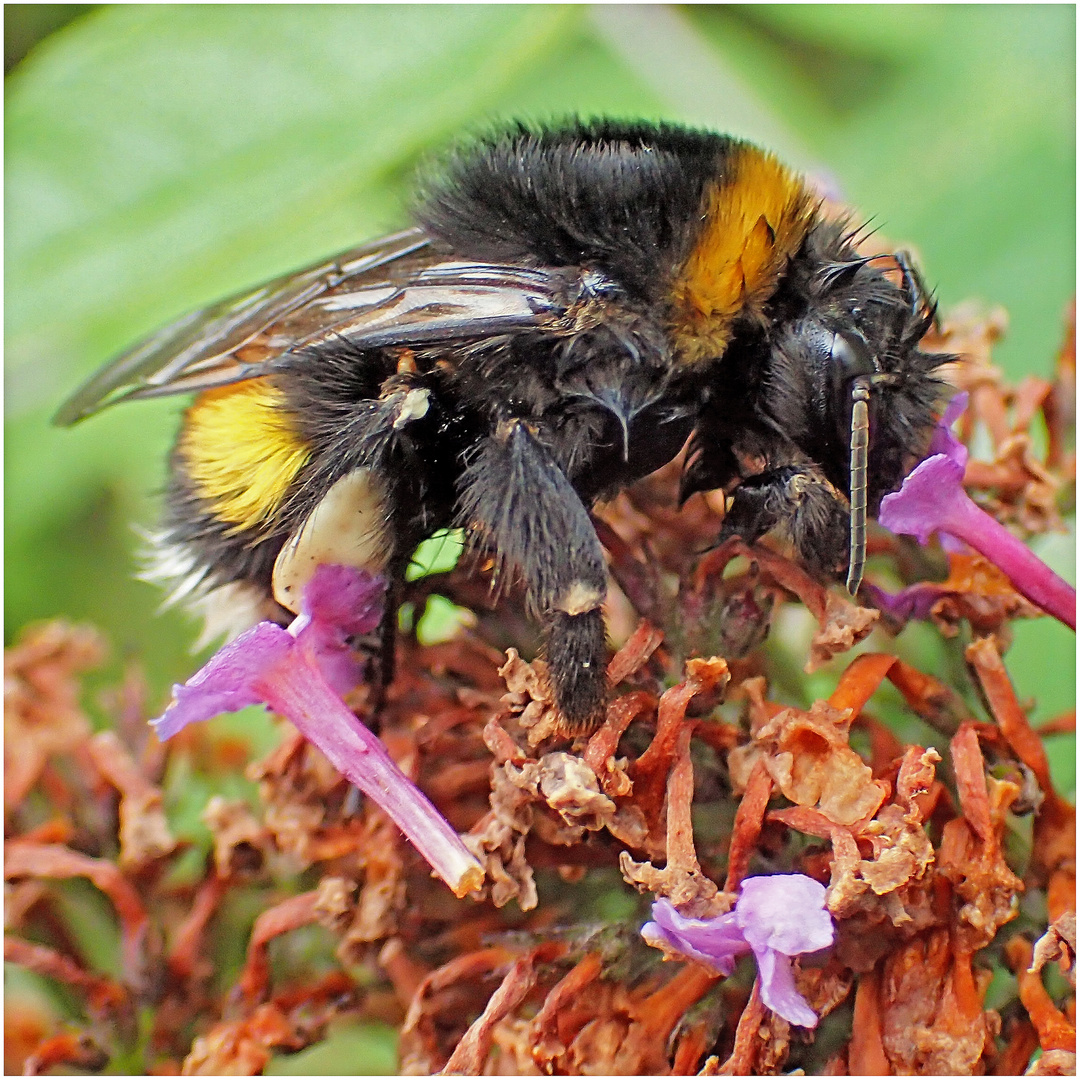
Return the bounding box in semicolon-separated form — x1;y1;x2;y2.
4;305;1074;1075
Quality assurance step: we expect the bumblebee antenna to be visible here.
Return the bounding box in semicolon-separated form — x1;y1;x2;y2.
846;380;871;595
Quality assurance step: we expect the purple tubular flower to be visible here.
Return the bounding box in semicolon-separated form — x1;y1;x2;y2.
641;874;834;1028
152;565;484;898
879;393;1076;631
861;581;940;625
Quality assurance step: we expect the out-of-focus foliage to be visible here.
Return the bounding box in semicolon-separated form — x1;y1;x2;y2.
4;4;96;72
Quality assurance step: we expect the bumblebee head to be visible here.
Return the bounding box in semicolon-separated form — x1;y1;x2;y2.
761;225;950;590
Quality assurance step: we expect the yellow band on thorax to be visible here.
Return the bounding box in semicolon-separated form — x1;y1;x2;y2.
670;145;816;365
179;380;311;534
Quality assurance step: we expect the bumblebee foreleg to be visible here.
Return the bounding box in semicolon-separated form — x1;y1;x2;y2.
720;465;850;580
458;420;609;735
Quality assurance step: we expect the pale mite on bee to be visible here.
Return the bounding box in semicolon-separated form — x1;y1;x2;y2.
57;120;948;735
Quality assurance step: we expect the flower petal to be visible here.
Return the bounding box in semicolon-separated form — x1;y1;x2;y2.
151;564;484;896
642;898;745;976
861;582;938;624
878;393;970;546
298;562;385;636
641;921;736;974
929;391;969;466
877;452;965;545
735;874;834;957
753;944;820;1028
878;420;1076;630
642;880;832;1028
151;622;293;739
257;649;484;897
292;564;386;694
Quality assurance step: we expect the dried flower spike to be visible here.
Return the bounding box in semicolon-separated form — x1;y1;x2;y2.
641;874;834;1027
152;564;484;897
878;393;1076;630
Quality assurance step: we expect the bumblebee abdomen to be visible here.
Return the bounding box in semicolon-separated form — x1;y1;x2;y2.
156;368;404;632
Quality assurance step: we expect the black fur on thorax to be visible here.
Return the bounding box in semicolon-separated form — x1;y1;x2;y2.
414;119;738;303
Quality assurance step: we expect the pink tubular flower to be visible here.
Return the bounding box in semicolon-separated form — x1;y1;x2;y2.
152;564;484;898
878;393;1075;631
641;874;834;1028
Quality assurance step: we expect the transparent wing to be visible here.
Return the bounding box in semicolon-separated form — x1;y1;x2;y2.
54;226;575;424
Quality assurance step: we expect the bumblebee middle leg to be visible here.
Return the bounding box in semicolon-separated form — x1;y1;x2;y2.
458;420;609;735
277;366;464;708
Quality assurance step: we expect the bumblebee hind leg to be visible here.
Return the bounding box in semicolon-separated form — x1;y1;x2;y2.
458;420;609;735
274;369;463;707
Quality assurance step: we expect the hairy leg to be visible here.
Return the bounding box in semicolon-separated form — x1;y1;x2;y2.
720;465;850;581
458;420;609;734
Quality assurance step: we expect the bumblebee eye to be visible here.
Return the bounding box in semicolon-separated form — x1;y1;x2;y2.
830;331;875;381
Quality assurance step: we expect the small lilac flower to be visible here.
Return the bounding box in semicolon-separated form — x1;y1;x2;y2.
153;564;484;897
641;874;834;1028
878;393;1075;631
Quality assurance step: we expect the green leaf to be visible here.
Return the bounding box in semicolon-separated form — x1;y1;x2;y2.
7;5;584;411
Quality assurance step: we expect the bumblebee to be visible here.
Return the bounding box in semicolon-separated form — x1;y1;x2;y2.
57;120;947;734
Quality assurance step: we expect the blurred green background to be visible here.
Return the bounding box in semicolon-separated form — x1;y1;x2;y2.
6;7;1074;766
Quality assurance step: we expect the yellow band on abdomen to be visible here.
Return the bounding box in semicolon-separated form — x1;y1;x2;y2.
179;380;311;534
